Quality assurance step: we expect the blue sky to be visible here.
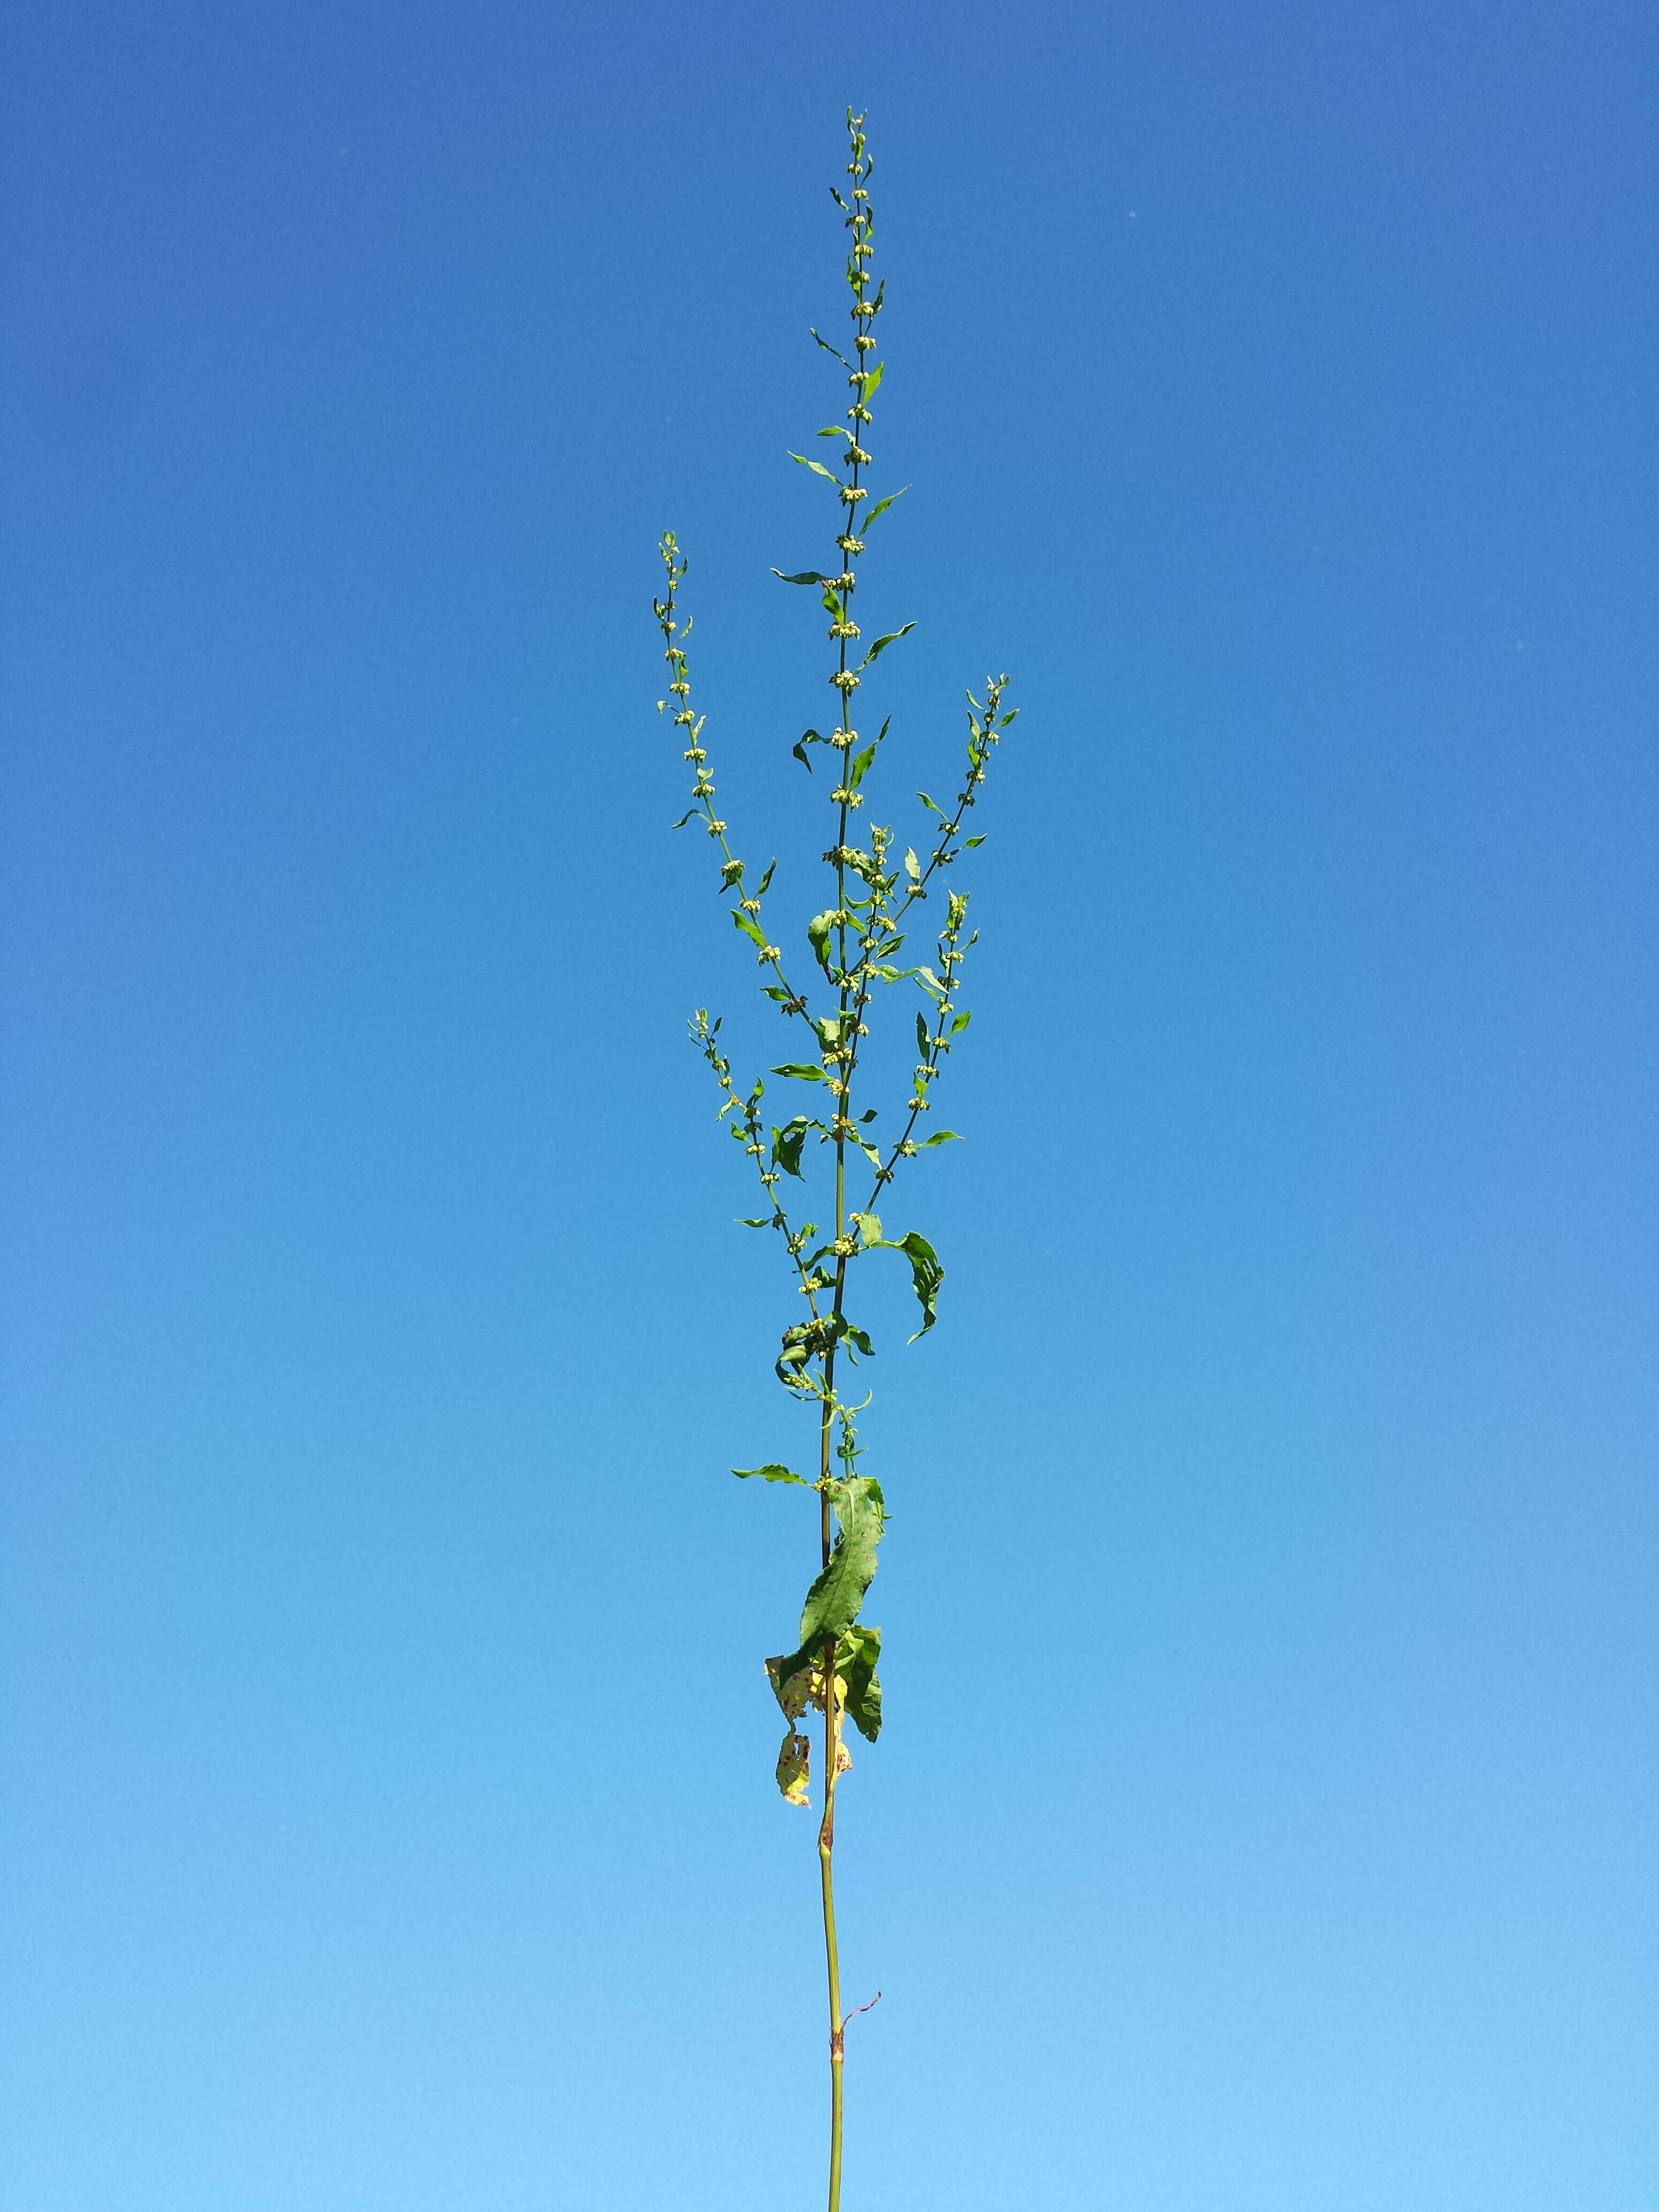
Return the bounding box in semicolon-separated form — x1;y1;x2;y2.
3;3;1655;2207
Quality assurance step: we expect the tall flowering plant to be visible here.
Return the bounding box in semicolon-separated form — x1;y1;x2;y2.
651;110;1018;2210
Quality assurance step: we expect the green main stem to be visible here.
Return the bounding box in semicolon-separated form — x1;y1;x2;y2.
818;125;871;2212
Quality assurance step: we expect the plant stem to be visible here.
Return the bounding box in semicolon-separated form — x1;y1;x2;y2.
820;1750;845;2212
818;1325;842;2207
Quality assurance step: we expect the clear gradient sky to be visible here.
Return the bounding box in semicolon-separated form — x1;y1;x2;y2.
3;4;1656;2208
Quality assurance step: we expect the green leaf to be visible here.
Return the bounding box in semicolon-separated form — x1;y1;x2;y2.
671;808;699;829
738;1216;774;1228
836;1622;884;1742
810;326;853;368
875;1229;944;1339
806;910;840;972
734;1463;813;1486
863;486;909;527
762;984;791;1002
849;1208;883;1245
790;452;842;483
916;1011;929;1054
756;861;776;895
770;1063;825;1082
861;622;915;667
732;908;768;950
916;791;944;817
774;569;834;586
951;1010;972;1035
848;743;878;789
860;361;885;405
963;834;987;848
798;1476;885;1645
771;1117;810;1177
920;1129;962;1148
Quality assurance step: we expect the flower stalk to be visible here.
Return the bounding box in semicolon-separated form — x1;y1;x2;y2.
650;109;1018;2210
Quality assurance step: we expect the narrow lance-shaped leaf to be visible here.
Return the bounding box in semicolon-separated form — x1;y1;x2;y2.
862;486;909;528
859;622;915;669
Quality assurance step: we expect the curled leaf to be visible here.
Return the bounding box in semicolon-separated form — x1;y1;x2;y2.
775;1728;812;1806
872;1229;943;1339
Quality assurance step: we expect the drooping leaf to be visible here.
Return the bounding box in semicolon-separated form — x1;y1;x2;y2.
770;1063;825;1082
806;910;841;972
920;1129;962;1148
809;326;852;368
766;1621;882;1747
734;1463;813;1486
773;569;835;586
875;1229;943;1339
671;808;699;829
732;908;769;950
775;1727;812;1806
790;452;842;483
798;1476;885;1646
835;1623;883;1742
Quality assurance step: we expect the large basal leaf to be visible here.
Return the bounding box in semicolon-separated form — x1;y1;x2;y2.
798;1476;884;1646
